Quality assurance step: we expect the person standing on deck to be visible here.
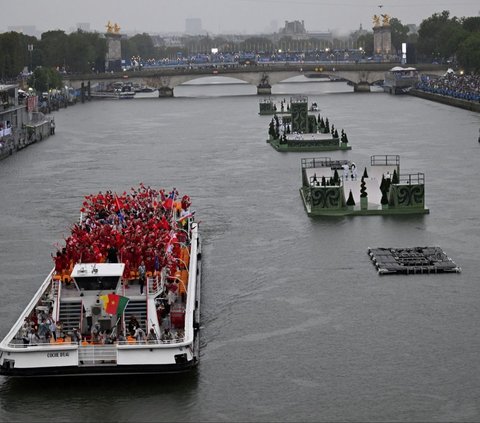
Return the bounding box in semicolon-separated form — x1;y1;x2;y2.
351;162;357;181
138;261;146;295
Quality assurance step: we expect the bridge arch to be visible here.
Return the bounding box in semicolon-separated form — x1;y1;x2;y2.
64;63;449;97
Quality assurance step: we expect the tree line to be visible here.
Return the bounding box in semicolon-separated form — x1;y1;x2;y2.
0;11;478;90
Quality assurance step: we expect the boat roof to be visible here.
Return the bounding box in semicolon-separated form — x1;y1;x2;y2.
389;66;417;72
71;263;125;278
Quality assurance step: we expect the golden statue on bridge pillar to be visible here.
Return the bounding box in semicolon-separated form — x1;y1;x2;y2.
106;21;121;33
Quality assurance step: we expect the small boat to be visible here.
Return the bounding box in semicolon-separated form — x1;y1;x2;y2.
0;184;201;377
114;82;136;99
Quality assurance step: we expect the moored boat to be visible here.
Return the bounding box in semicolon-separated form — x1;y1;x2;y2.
0;184;201;377
383;66;419;95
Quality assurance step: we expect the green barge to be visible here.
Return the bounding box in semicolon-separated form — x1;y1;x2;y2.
266;95;351;152
299;155;429;217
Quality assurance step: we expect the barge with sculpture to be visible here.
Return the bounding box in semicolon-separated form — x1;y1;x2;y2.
266;96;351;152
299;155;429;216
0;184;201;376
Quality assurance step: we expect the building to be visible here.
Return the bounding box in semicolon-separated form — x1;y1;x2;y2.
279;20;307;39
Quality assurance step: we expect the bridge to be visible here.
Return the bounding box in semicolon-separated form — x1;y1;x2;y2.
64;63;448;98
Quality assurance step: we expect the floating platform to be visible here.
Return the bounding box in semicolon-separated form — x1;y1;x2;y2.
266;96;351;152
368;246;461;275
299;155;430;216
268;133;351;152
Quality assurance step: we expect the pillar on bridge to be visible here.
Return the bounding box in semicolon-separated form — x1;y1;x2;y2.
257;85;271;95
257;73;271;95
354;82;371;93
158;87;174;98
105;23;122;72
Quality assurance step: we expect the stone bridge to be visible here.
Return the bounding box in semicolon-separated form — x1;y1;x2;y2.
64;63;447;97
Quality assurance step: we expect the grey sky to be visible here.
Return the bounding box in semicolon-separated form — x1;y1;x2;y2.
3;0;480;36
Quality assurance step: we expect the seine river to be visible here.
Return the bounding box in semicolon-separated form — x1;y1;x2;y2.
0;77;479;422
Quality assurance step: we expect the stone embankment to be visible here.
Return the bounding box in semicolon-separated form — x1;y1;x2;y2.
409;89;480;113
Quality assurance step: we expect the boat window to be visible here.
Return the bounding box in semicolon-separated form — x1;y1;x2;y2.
74;276;120;291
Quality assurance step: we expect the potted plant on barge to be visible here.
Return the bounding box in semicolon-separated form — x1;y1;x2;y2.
360;176;368;210
346;189;355;211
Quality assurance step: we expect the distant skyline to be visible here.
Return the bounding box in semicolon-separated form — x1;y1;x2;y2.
3;0;480;36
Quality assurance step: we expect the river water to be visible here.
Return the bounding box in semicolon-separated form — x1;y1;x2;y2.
0;78;479;422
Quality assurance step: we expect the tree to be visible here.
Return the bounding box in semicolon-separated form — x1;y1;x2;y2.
268;119;275;138
392;169;399;184
362;167;368;179
389;18;410;55
40;30;68;69
417;11;464;63
457;32;480;72
356;32;373;56
123;33;155;60
462;16;480;33
28;66;62;92
333;169;340;185
360;177;367;198
0;31;33;79
346;190;355;206
381;190;389;205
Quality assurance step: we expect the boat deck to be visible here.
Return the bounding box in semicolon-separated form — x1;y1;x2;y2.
305;164;398;208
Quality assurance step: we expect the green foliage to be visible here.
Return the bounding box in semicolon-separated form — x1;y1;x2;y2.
417;11;465;62
360;177;367;198
28;66;62;92
389;18;410;54
122;33;155;60
457;32;480;72
333;169;340;185
321;176;326;187
392;169;399;184
346;189;355;206
462;17;480;33
268;119;276;138
0;31;34;79
362;167;368;179
356;33;373;56
381;190;389;205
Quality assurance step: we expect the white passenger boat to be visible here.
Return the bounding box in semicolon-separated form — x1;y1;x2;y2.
383;66;419;95
0;185;201;376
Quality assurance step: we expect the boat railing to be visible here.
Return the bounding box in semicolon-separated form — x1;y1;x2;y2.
301;157;348;170
54;279;62;321
0;268;56;347
7;340;78;348
78;344;116;365
370;155;400;167
397;173;425;185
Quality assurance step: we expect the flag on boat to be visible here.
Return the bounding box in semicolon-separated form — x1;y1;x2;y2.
114;193;124;212
163;190;176;209
99;295;109;310
177;211;195;223
104;293;129;315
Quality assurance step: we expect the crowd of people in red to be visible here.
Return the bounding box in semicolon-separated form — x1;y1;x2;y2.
53;183;194;280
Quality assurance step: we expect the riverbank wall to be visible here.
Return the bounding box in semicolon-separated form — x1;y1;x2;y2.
409;89;480;113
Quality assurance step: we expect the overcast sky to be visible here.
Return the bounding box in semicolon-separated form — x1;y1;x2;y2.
3;0;480;36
